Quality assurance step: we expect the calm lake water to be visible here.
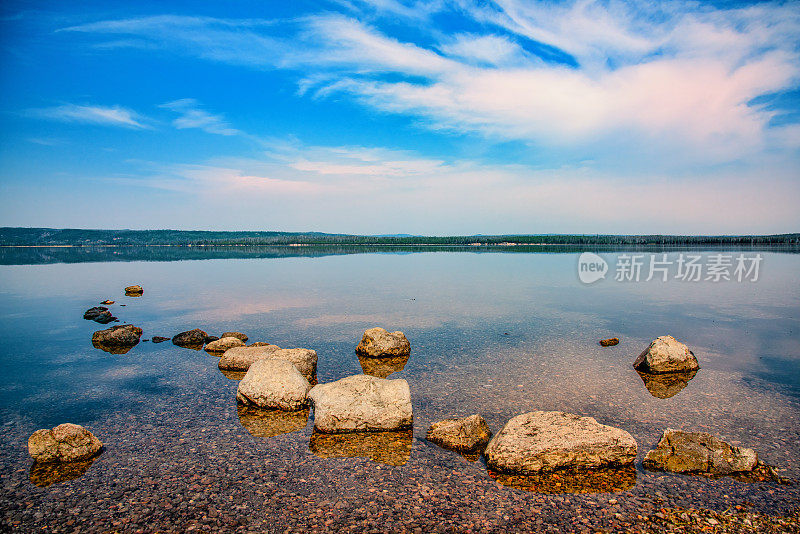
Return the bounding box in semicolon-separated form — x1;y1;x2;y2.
1;246;798;531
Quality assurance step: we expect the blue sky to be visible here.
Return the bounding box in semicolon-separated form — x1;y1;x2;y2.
1;0;798;234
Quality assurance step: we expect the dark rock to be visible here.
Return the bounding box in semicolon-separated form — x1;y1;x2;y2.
599;337;619;347
151;336;169;343
91;324;143;346
205;335;220;343
172;329;209;347
83;306;115;323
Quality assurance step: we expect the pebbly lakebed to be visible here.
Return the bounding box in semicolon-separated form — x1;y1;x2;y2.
0;246;799;532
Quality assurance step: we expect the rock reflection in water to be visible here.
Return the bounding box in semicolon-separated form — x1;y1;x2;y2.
357;354;410;378
637;369;698;399
237;405;309;438
488;465;637;494
91;341;137;354
309;429;413;466
29;458;97;487
221;369;246;381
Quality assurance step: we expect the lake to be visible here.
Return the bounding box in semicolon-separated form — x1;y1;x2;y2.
1;246;798;532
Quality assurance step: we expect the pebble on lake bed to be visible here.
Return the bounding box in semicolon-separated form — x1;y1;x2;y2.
28;423;103;463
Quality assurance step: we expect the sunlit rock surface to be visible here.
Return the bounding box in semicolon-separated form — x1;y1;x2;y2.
633;335;699;374
644;429;758;475
356;327;411;358
236;359;311;410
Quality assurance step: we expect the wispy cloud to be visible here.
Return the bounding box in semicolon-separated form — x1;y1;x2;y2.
28;104;149;128
61;2;800;170
160;98;240;136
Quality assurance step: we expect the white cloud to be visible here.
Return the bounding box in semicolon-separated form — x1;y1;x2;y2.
160;98;240;136
29;104;149;128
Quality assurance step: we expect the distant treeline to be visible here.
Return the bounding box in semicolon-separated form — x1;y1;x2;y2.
1;227;799;247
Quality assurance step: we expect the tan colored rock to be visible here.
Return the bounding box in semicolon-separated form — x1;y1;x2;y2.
204;336;245;354
218;344;281;371
124;285;143;295
427;415;492;452
484;411;637;475
222;331;248;342
269;348;317;382
249;342;272;347
308;374;412;433
236;359;311;410
356;327;410;358
643;429;758;474
633;335;699;374
28;424;103;463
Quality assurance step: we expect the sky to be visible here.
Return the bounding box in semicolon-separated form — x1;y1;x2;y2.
0;0;799;235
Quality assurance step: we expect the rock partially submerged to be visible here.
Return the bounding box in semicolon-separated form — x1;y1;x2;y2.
637;369;698;399
218;344;281;371
28;424;103;463
427;415;492;453
356;327;411;358
222;331;248;342
308;374;413;433
633;335;699;374
643;429;758;475
204;336;245;354
599;337;619;347
124;285;143;296
83;306;115;324
151;336;170;343
100;300;114;305
172;329;209;348
236;359;311;410
91;324;142;347
484;411;637;475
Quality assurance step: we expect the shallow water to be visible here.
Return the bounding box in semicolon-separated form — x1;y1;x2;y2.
0;247;798;531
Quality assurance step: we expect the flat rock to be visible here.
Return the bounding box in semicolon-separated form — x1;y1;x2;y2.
484;411;637;475
151;336;169;343
222;331;248;342
172;328;209;347
236;359;311;410
204;336;246;354
91;324;142;346
218;344;281;371
28;423;103;463
643;429;758;475
308;374;412;433
633;335;699;374
427;414;493;453
356;327;411;358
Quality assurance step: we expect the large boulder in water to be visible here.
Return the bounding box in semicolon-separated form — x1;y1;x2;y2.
356;327;410;358
91;324;142;346
28;424;103;463
204;337;245;354
427;414;493;453
308;374;412;433
643;429;758;475
172;329;209;347
236;359;311;410
269;348;317;382
633;335;699;374
484;411;637;475
218;344;281;371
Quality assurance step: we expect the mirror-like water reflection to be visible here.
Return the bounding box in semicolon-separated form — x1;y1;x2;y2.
637;369;698;399
309;429;413;466
488;465;637;494
29;458;98;487
357;354;410;378
237;405;310;438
